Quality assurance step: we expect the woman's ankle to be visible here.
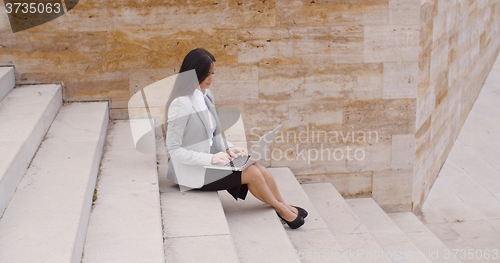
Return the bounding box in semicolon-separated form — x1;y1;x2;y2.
281;202;298;214
276;206;297;221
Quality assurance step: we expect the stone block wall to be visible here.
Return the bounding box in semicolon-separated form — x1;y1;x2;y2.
0;0;498;213
413;0;500;213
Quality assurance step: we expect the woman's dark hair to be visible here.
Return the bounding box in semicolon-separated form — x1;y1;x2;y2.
179;48;216;85
164;48;216;135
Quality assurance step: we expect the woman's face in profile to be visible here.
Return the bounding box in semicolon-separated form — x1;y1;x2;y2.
200;62;215;90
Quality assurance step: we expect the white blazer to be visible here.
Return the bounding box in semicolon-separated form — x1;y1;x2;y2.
166;88;233;189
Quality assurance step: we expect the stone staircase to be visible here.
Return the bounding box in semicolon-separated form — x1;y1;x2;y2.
0;66;109;262
2;63;497;263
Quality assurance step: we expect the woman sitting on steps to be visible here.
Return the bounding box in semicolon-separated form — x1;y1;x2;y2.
165;47;306;229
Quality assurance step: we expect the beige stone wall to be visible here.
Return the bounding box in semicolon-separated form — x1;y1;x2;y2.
0;0;498;213
413;0;500;213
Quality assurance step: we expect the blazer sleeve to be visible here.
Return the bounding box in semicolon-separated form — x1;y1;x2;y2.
166;97;213;166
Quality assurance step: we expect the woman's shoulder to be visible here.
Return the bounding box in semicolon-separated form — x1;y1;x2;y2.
167;94;194;119
170;94;193;108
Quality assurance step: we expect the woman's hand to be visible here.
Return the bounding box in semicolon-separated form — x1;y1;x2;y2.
211;152;232;165
226;146;248;158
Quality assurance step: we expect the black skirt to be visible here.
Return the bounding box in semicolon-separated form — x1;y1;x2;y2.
194;169;248;200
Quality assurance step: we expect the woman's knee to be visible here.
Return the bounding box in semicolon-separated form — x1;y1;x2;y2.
242;165;265;184
252;163;272;178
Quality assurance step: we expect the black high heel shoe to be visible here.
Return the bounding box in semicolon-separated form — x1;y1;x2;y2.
276;211;305;229
292;206;308;219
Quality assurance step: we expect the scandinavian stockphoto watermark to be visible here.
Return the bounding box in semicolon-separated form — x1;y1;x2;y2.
127;69;381;164
290;248;500;261
249;125;379;164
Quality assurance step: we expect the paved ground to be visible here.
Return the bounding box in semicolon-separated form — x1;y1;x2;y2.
419;54;500;262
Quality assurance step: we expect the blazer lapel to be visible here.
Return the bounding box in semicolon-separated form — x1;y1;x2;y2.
189;93;212;139
205;90;228;151
204;94;220;133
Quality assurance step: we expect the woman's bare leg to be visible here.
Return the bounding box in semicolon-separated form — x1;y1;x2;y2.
252;163;299;215
241;165;297;222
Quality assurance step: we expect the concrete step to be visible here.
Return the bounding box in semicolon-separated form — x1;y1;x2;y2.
82;120;164;263
270;168;351;263
346;198;432;263
158;154;240;263
0;67;15;102
0;102;108;263
388;212;462;263
303;183;393;263
218;179;301;263
0;84;62;216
